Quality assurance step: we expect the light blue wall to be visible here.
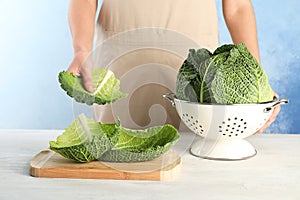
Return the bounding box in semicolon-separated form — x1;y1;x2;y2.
0;0;74;129
0;0;299;133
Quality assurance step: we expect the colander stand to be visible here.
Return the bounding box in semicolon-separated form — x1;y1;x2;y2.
189;137;257;161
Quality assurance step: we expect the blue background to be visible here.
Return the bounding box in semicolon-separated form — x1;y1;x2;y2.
0;0;299;133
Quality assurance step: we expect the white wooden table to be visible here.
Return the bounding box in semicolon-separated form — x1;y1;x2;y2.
0;130;299;200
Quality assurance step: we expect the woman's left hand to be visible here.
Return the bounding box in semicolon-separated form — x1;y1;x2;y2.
255;92;280;134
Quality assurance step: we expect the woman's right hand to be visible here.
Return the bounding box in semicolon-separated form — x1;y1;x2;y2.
67;51;94;93
67;0;98;93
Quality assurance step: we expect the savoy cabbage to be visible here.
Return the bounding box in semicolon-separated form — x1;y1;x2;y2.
176;43;274;104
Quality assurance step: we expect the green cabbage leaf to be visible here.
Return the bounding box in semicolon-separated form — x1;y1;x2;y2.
58;68;127;105
100;124;180;162
49;114;180;163
49;114;115;162
176;43;274;104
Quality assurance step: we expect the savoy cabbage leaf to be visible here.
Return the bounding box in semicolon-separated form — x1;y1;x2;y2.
100;124;180;162
49;114;115;162
176;43;274;104
49;115;180;163
58;68;127;105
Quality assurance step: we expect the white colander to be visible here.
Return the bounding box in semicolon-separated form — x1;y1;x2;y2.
163;93;289;160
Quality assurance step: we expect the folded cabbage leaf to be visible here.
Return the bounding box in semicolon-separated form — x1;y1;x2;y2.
100;124;180;162
49;114;115;162
58;68;127;105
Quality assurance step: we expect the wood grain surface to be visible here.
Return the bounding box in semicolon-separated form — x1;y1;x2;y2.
30;149;181;181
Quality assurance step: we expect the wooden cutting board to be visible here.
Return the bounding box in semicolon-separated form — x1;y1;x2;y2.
30;149;181;181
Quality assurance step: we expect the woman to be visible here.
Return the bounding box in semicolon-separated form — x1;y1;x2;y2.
67;0;280;133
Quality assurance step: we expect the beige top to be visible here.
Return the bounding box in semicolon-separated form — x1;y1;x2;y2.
93;0;219;130
97;0;218;49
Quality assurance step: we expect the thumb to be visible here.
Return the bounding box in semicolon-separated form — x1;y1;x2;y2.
80;66;94;93
79;53;94;93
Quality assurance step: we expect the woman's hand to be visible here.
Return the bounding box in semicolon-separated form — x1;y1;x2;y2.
67;0;98;93
255;92;280;134
67;51;94;93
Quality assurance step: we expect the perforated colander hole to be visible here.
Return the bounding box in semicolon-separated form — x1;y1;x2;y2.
183;113;189;118
196;127;205;135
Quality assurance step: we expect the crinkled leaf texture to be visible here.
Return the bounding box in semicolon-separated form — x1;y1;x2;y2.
49;114;180;163
176;43;274;104
58;68;127;105
100;124;180;162
49;114;114;162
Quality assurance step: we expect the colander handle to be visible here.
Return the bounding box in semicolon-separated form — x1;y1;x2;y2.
263;98;289;113
163;93;176;107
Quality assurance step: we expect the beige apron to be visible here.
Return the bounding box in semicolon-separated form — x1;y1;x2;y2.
93;0;219;130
